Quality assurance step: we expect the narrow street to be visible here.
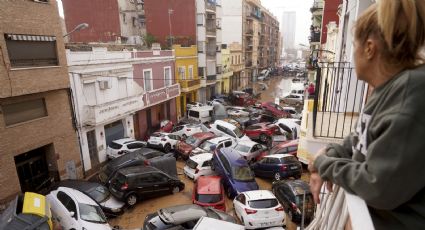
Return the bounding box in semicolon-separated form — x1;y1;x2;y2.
109;76;309;230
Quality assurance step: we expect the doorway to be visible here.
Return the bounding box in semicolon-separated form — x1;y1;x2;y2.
104;120;125;147
86;130;100;170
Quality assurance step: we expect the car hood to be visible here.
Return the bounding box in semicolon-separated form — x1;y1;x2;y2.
100;195;125;210
81;221;112;230
240;135;251;141
233;180;259;193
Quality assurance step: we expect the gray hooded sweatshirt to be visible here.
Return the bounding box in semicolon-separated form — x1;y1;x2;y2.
314;65;425;229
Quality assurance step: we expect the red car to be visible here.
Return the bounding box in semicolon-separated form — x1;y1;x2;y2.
175;132;216;159
256;139;299;161
159;120;174;133
244;122;281;143
260;102;290;118
192;176;226;211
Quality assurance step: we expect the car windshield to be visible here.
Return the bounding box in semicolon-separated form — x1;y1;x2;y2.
295;194;315;211
200;140;214;151
248;199;278;209
281;156;298;163
79;203;107;223
185;136;199;146
232;166;255;181
233;127;244;138
111;173;126;187
186;159;198;169
88;186;110;203
235;144;251;153
196;194;222;203
109;142;122;149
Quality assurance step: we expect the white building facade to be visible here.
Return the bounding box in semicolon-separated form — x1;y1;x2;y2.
67;47;144;172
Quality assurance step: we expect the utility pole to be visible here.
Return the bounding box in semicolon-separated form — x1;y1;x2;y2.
168;8;174;47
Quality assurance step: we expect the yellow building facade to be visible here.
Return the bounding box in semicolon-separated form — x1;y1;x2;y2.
220;46;233;94
173;45;201;119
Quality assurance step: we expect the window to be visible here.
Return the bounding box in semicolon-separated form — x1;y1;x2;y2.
197;13;204;25
164;66;172;86
288;146;298;152
143;69;153;91
188;66;194;79
151;173;168;182
231;56;234;65
236;194;246;204
178;66;186;80
202;160;212;167
118;78;128;99
122;13;126;23
5;34;58;68
188;110;200;118
132;17;136;27
127;143;145;149
2;98;47;126
218;154;231;173
57;191;77;219
198;67;204;77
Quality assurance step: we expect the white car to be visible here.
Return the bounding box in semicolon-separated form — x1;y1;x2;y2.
233;190;285;229
171;123;209;139
226;107;250;117
194;216;245;230
183;153;216;180
191;136;236;156
147;132;181;152
280;94;304;107
47;187;112;230
209;120;251;141
275;118;301;139
282;106;302;119
233;140;268;162
187;102;204;110
106;138;147;159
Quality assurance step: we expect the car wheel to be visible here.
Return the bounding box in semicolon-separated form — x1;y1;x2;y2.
164;143;171;153
126;194;137;207
260;134;269;143
274;172;281;181
172;186;180;194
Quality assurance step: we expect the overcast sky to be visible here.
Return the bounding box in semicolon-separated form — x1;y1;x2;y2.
261;0;313;47
58;0;313;47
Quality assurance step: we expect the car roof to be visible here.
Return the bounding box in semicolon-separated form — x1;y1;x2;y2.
237;140;257;147
107;148;160;168
56;187;97;205
193;132;215;139
159;204;207;224
56;180;102;192
265;154;294;159
208;136;232;144
219;148;247;166
112;138;135;145
283;180;311;195
190;153;213;162
188;106;214;112
117;165;159;175
214;120;237;129
243;190;276;201
197;176;222;194
282;106;296;110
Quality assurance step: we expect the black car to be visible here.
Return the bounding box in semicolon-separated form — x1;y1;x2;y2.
52;180;125;217
98;148;175;185
109;166;184;207
142;204;237;230
272;180;315;225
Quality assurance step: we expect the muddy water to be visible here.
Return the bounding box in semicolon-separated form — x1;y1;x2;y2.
109;76;309;230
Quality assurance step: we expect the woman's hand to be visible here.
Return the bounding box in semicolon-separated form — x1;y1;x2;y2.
310;173;334;204
308;147;327;173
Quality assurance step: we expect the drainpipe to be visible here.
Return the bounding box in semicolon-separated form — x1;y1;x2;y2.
67;75;86;178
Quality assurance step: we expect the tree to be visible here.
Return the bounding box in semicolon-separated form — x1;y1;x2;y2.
144;33;157;48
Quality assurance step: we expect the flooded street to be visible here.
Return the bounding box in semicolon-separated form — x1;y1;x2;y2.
109;76;309;230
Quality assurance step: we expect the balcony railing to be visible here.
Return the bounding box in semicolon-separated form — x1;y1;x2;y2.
310;31;321;43
144;83;180;107
312;62;366;139
206;75;216;84
179;79;201;89
206;50;216;58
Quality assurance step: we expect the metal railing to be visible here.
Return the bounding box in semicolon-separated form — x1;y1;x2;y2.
312;62;366;139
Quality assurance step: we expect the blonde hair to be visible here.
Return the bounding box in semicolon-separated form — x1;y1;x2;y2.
355;0;425;68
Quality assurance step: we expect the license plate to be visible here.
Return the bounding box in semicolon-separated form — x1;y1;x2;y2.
260;222;273;227
291;166;298;169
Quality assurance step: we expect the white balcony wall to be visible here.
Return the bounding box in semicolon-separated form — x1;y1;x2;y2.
198;53;206;67
207;61;217;76
197;26;206;42
196;0;205;13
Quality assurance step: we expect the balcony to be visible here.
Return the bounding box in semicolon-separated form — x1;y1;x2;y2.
206;23;216;37
310;0;324;12
310;30;321;43
179;79;201;92
206;75;217;85
245;61;253;67
206;50;216;59
206;0;216;12
245;29;254;36
84;94;144;126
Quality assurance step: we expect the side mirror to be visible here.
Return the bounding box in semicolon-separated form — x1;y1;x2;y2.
69;211;75;218
210;145;217;151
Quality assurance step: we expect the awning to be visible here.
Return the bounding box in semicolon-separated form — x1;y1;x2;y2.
6;34;56;42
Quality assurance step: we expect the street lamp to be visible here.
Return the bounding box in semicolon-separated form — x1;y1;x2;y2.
63;23;89;38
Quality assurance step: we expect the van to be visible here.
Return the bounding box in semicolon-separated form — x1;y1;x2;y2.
187;106;214;123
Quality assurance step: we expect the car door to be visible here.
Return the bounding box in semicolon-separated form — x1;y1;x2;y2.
168;135;180;148
54;191;79;229
234;194;247;220
150;172;172;195
265;158;281;177
134;173;157;198
253;158;268;176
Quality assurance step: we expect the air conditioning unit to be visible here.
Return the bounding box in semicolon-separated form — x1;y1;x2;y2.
99;80;111;90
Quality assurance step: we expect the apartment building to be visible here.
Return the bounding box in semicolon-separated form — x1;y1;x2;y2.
62;0;146;44
0;0;81;204
220;45;233;94
229;42;244;91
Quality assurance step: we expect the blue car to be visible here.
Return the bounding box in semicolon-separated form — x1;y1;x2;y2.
212;148;259;198
251;154;302;181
